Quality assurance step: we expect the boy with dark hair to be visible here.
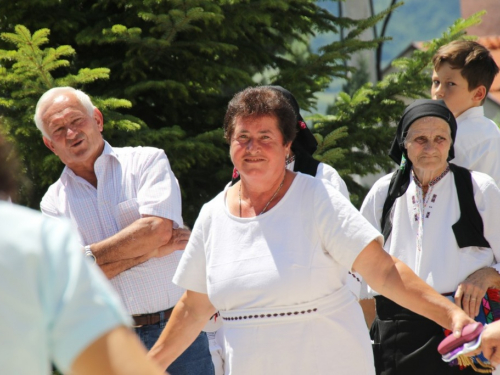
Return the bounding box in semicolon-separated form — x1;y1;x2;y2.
432;40;500;184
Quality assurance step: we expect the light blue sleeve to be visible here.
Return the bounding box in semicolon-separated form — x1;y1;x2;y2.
40;217;131;373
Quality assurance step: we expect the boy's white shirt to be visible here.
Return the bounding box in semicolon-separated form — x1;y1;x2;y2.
453;106;500;185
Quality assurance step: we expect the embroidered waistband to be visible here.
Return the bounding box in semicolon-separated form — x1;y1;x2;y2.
219;286;354;326
222;308;318;321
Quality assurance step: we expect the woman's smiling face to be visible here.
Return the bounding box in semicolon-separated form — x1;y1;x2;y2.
230;115;291;181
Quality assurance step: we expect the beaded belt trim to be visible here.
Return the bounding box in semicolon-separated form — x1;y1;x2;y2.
222;308;318;321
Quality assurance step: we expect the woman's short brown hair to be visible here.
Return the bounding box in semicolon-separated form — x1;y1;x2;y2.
223;86;297;144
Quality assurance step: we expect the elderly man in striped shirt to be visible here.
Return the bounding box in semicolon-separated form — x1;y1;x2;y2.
34;87;214;375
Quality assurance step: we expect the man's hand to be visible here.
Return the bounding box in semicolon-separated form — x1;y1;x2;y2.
455;267;500;318
155;228;191;258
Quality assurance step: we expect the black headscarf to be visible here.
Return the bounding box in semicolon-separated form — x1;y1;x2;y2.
231;85;319;184
267;85;318;156
381;99;457;240
389;99;457;165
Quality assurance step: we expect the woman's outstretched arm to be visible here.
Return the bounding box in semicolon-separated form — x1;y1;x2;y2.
148;290;216;370
353;239;474;336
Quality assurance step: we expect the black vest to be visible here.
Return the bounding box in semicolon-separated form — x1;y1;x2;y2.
381;163;490;249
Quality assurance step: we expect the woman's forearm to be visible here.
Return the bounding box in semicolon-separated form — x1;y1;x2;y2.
148;290;216;370
354;240;473;332
380;258;459;329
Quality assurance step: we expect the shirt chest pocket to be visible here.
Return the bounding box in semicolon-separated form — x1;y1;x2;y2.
115;198;140;230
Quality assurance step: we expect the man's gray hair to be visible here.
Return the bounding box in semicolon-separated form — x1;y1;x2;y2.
34;87;96;137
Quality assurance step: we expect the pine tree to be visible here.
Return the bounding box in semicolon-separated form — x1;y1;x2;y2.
0;1;483;223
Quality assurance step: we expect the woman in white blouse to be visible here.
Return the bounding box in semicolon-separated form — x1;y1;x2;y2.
148;88;473;375
360;99;500;375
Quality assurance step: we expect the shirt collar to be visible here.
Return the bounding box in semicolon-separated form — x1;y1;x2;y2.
100;140;117;159
456;106;484;122
61;140;117;180
412;164;450;189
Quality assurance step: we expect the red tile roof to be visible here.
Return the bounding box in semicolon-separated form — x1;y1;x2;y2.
477;36;500;50
461;0;500;108
461;0;500;37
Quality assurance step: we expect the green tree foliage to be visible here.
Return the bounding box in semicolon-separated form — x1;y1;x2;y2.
0;0;391;224
0;0;483;222
312;12;484;206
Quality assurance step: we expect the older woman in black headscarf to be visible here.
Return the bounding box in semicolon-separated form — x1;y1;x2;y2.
360;99;500;374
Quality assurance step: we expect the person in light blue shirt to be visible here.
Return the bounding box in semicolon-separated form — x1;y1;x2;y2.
0;135;165;375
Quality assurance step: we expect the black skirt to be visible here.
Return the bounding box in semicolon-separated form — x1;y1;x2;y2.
371;296;479;375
